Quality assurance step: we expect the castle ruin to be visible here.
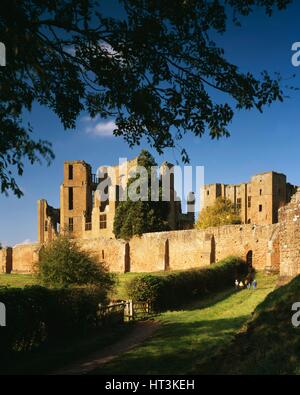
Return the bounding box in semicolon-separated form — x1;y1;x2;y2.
37;158;195;243
201;171;297;225
2;161;300;280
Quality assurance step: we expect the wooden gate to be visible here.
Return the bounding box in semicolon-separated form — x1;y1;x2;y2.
99;300;152;323
124;300;152;321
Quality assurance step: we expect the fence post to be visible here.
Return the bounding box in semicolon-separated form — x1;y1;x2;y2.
129;299;133;320
124;301;129;320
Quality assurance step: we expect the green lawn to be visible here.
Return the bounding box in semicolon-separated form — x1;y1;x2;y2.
0;271;169;300
94;272;278;375
0;271;279;374
0;273;38;288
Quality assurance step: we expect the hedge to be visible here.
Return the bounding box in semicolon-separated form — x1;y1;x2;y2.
127;256;248;311
0;285;111;356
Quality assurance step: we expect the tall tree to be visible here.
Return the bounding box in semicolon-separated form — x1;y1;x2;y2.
113;150;170;239
0;0;292;196
196;197;241;229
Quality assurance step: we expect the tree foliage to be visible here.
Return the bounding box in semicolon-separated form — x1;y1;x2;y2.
113;150;170;239
38;236;116;289
196;197;241;229
0;0;292;196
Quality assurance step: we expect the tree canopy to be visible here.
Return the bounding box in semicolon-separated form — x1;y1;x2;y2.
113;149;170;239
196;197;241;229
0;0;292;196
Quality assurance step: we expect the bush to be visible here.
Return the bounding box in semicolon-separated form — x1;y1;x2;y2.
0;285;109;356
38;236;116;291
127;257;248;311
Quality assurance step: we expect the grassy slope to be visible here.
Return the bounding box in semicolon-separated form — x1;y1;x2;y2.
201;274;300;375
94;272;277;375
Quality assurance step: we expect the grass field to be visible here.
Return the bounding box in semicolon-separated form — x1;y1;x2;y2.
0;271;169;300
0;273;38;288
93;272;278;375
208;272;300;374
0;271;280;374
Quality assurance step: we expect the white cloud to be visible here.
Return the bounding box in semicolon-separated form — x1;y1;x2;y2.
84;118;117;137
12;239;34;247
20;239;32;245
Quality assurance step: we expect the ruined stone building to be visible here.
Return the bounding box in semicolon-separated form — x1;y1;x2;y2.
37;157;195;243
201;171;297;225
3;167;300;279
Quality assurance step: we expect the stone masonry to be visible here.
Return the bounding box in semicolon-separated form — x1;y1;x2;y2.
201;171;296;225
2;168;300;278
0;222;280;274
38;158;195;243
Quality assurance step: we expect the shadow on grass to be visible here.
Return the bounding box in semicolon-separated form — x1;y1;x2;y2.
157;287;239;314
0;322;136;375
91;314;249;375
89;286;266;375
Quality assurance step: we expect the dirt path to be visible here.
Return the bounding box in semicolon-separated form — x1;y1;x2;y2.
52;321;160;375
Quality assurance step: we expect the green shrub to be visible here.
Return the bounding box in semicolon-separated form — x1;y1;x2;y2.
38;236;116;290
0;285;108;356
127;257;248;311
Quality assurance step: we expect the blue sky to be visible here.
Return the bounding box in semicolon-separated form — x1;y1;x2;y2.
1;2;300;246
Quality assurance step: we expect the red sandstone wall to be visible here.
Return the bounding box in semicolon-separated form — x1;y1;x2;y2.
208;224;278;271
78;237;127;273
130;230;213;272
129;225;278;273
130;233;166;272
278;191;300;277
12;244;40;273
0;248;9;273
5;223;280;274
